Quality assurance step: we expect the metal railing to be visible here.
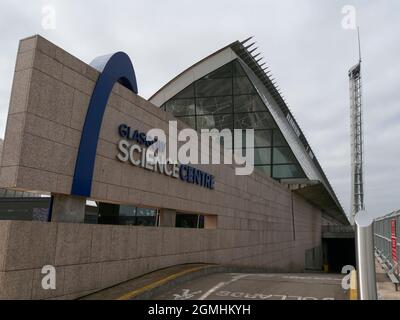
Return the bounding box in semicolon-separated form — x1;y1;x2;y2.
374;210;400;276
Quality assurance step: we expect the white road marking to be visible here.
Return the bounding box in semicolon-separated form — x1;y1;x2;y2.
215;290;335;300
173;289;203;300
282;275;343;281
230;273;342;282
198;274;250;300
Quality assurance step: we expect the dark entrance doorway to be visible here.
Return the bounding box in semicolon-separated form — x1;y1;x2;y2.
324;238;356;273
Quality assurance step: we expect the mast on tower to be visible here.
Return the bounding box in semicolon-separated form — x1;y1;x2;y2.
349;27;364;223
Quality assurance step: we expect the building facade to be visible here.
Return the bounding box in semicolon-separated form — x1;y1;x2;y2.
0;35;348;299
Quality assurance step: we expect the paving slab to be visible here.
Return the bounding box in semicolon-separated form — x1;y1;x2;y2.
376;259;400;300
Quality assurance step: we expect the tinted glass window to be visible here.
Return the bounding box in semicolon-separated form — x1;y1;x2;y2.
196;78;232;97
161;59;307;182
255;130;272;147
234;60;246;77
236;129;272;149
273;147;298;164
135;208;157;226
176;116;196;129
197;96;232;115
273;164;305;179
273;130;289;146
255;165;271;177
234;95;266;113
118;206;157;226
165;99;195;116
254;148;272;165
204;63;233;79
0;198;51;221
197;114;233;130
176;214;202;228
173;84;195;99
234;112;277;129
234;77;255;95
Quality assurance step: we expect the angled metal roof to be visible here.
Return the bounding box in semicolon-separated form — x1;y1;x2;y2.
150;38;349;225
230;39;348;225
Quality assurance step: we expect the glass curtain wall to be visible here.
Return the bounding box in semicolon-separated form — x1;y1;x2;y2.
162;60;305;180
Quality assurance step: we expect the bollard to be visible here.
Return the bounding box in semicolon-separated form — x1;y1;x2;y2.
349;270;358;300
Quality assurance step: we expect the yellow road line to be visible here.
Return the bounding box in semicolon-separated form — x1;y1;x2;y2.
116;266;208;300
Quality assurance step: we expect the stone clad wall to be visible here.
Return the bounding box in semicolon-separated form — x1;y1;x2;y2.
0;35;322;299
0;217;320;300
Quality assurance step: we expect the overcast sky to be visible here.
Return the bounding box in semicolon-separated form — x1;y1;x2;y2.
0;0;399;220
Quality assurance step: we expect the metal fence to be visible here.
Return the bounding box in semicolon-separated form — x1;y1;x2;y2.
374;210;400;275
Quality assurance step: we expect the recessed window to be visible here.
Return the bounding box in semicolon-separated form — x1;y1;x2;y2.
119;206;158;226
176;213;204;229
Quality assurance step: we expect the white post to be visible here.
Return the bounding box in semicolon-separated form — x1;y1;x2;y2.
355;210;378;300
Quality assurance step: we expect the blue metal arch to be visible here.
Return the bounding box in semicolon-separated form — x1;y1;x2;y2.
71;52;138;197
